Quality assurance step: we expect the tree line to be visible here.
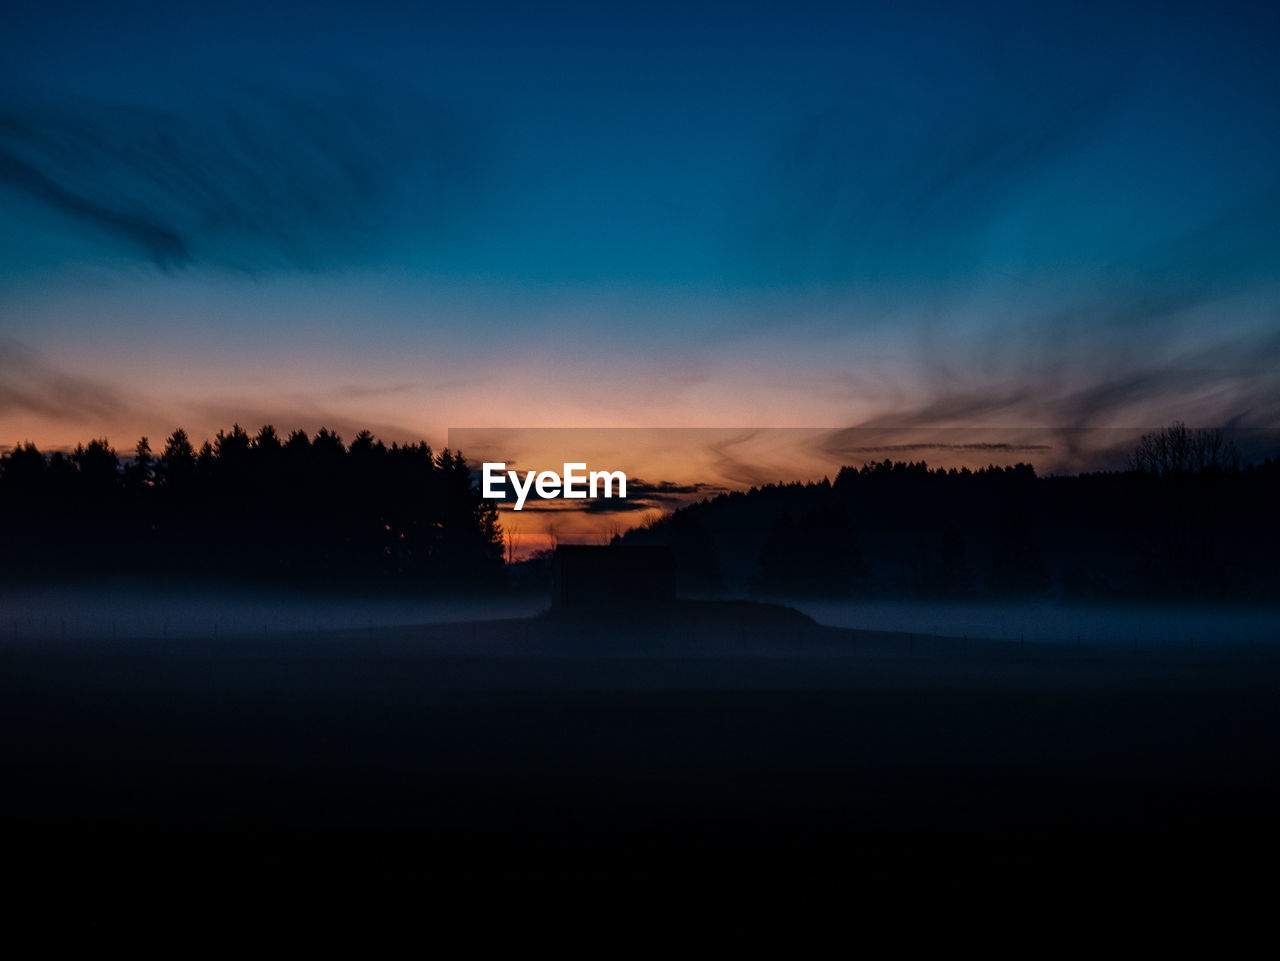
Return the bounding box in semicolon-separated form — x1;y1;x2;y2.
620;424;1280;603
0;425;504;589
6;421;1276;602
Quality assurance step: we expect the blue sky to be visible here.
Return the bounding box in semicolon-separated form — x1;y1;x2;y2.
2;0;1278;466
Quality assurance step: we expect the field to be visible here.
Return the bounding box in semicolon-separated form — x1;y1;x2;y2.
3;599;1280;930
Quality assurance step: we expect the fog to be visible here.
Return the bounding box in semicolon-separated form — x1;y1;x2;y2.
0;581;543;644
4;580;1278;660
785;597;1280;652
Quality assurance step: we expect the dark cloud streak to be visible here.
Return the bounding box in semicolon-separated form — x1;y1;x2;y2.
0;146;189;264
0;81;487;270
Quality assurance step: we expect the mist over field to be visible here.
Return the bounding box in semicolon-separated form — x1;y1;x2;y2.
6;575;1280;932
784;597;1280;652
0;580;542;644
4;579;1279;661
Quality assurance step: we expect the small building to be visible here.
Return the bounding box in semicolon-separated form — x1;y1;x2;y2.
550;545;677;613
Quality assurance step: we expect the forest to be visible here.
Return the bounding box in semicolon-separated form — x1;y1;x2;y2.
618;425;1280;604
4;421;1278;602
0;425;505;590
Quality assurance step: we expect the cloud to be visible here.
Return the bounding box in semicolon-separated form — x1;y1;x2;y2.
479;477;727;515
0;338;444;451
0;79;488;270
702;429;798;489
825;442;1053;455
731;49;1121;287
0;339;137;428
578;478;727;513
822;317;1280;472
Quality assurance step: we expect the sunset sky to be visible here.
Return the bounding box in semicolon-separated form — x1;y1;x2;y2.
3;1;1278;496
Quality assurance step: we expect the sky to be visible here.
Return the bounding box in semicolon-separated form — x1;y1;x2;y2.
2;0;1279;499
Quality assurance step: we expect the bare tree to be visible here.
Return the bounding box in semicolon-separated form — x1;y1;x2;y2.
1128;421;1239;475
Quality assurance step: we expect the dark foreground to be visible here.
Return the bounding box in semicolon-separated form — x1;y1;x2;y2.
3;601;1279;935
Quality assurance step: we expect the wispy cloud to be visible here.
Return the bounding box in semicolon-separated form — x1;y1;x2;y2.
0;80;488;270
0;338;137;428
480;477;726;515
731;52;1121;287
821;319;1280;472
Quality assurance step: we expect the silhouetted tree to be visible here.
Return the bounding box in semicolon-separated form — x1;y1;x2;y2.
253;424;282;454
0;424;507;590
754;505;870;596
612;449;1280;601
3;442;46;493
986;513;1050;597
73;439;119;491
7;427;1279;601
1129;421;1239;475
127;437;153;490
157;428;196;486
666;511;724;594
932;526;974;597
